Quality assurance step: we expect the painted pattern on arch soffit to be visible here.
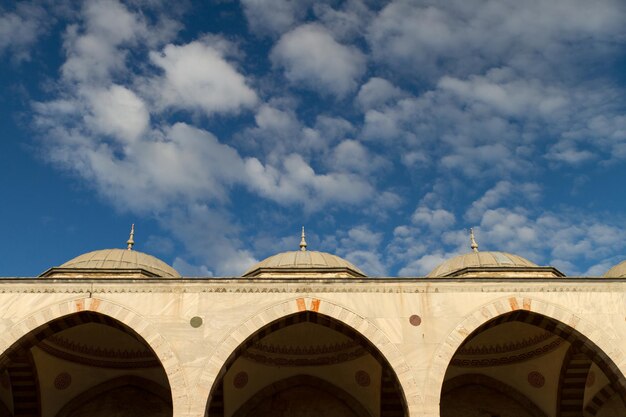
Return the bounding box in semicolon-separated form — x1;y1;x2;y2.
36;323;160;369
241;322;368;367
451;322;566;368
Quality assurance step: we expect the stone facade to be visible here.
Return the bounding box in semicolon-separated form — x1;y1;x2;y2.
0;276;625;417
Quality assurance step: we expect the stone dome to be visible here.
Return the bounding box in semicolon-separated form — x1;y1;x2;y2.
243;250;366;278
427;251;564;278
40;248;181;279
243;227;366;278
604;260;626;278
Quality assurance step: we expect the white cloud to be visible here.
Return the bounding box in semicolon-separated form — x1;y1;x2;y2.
83;0;145;45
438;69;569;118
466;181;540;222
85;85;149;142
548;112;626;164
345;250;387;276
240;0;308;36
0;3;47;62
60;0;167;84
412;206;456;230
356;77;406;110
328;139;388;175
333;225;387;276
341;225;383;251
147;40;258;115
545;141;596;165
244;153;374;209
398;253;453;277
312;0;373;42
271;23;366;97
34;121;247;212
238;105;357;168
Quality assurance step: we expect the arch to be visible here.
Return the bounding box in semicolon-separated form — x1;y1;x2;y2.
442;374;548;417
196;296;417;416
0;297;189;416
56;375;171;417
426;296;626;415
232;374;374;417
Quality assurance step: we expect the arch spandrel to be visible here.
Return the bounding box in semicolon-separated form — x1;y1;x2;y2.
0;297;189;417
425;295;626;417
195;296;419;417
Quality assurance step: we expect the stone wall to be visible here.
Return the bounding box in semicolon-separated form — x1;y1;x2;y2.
0;278;624;417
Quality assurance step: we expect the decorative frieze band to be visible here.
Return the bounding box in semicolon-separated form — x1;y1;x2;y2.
0;279;624;294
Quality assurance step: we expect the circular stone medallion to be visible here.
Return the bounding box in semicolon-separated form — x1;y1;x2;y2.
355;370;371;387
409;315;422;326
190;316;203;328
527;371;545;388
54;372;72;390
233;371;248;389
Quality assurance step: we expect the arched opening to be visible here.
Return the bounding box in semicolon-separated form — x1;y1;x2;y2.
205;311;407;417
0;311;172;417
440;310;626;417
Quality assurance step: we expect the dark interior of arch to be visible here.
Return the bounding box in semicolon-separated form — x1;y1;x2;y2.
206;311;408;417
55;376;171;417
232;374;374;417
0;311;172;417
440;310;626;417
442;374;549;417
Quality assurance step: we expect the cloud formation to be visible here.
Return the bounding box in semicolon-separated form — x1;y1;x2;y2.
271;24;366;97
16;0;626;277
147;40;258;115
0;2;49;62
368;0;626;79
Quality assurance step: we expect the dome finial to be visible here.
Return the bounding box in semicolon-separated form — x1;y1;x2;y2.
469;228;479;253
127;224;135;250
299;226;307;251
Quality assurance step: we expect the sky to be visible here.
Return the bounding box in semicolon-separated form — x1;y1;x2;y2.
1;0;626;278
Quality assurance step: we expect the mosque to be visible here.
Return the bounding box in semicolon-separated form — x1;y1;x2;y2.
0;225;625;417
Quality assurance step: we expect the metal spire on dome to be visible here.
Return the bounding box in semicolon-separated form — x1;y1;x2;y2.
299;226;307;251
127;224;135;250
469;228;479;253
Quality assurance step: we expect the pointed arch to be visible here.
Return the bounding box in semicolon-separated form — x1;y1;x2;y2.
428;295;626;416
0;297;189;416
195;296;417;416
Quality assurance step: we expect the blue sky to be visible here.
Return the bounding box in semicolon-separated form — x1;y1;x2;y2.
1;0;626;277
